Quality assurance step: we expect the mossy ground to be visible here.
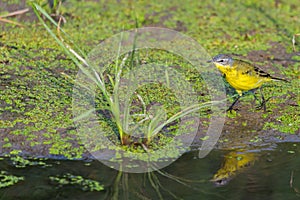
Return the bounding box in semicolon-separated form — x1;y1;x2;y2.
0;0;299;162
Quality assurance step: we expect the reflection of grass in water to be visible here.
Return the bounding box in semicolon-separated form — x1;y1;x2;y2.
107;169;225;200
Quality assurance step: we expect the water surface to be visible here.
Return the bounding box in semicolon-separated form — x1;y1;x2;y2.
1;142;299;200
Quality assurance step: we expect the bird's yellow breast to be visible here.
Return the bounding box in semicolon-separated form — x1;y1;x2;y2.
215;62;271;95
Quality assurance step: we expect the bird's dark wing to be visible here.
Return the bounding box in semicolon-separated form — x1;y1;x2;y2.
250;63;288;82
235;60;270;78
253;66;271;78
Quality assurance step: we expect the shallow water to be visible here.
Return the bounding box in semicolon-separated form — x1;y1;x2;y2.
0;142;299;200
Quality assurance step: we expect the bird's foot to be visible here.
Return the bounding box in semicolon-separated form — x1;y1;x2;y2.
226;107;234;112
255;97;272;112
227;106;239;112
255;103;266;111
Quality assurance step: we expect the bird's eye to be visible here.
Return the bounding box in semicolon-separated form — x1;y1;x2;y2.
219;59;224;63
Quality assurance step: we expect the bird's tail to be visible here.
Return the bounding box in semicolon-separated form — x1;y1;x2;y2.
271;76;289;82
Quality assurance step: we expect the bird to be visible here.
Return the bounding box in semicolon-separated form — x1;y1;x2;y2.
208;54;288;111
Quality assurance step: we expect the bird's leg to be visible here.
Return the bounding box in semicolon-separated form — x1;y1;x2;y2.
260;88;266;111
250;89;264;110
256;87;271;112
249;89;260;104
227;95;241;112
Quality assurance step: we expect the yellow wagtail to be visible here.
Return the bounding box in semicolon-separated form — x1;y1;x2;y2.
208;54;288;111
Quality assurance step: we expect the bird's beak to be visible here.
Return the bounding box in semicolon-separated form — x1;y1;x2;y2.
207;60;213;63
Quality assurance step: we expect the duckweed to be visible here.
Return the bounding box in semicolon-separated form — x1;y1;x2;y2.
49;173;104;192
0;0;299;160
0;171;24;188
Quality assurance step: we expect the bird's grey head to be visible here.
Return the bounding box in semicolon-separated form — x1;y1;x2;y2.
210;54;234;67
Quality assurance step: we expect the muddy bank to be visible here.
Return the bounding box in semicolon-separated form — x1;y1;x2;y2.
1;1;299;160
